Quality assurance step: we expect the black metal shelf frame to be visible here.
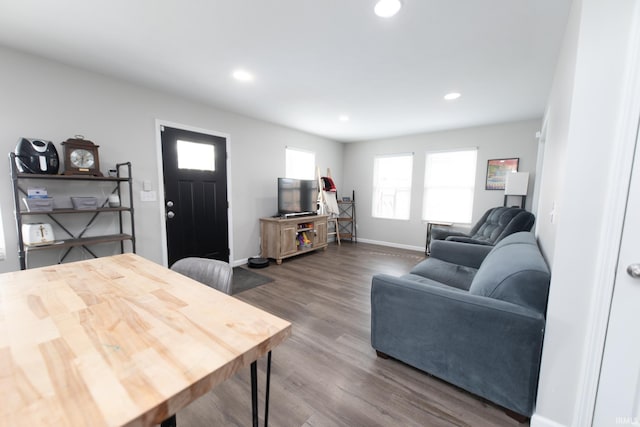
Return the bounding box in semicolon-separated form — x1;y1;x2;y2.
9;153;136;269
337;191;356;242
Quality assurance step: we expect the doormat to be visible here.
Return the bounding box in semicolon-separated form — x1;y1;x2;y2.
232;267;274;294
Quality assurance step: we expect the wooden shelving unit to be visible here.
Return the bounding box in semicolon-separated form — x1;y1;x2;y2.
9;153;136;269
22;234;133;252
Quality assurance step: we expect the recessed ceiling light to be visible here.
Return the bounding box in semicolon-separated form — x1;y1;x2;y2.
232;69;254;82
444;92;461;100
374;0;402;18
339;115;350;122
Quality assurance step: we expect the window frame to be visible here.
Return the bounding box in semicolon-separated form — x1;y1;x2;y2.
422;148;478;224
371;153;414;220
176;139;216;171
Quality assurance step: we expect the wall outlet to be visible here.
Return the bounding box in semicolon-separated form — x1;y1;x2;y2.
140;190;157;202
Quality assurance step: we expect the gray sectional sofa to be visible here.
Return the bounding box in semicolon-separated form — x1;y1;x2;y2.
370;232;550;417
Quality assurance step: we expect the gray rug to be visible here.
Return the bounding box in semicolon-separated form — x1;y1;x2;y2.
232;267;274;294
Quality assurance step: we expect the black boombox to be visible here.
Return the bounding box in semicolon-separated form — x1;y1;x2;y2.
14;138;59;174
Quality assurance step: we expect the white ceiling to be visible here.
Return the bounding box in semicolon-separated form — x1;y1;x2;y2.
0;0;571;142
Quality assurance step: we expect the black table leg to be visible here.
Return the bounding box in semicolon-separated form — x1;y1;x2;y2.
251;361;258;427
250;351;273;427
161;414;176;427
264;351;272;427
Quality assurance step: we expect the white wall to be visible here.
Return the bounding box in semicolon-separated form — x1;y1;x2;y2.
533;0;581;266
0;46;343;272
532;0;638;425
342;119;541;250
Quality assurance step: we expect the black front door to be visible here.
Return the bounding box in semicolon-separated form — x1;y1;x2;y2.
161;126;229;265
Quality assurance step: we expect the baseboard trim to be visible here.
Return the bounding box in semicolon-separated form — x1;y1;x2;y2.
238;239;424;267
232;257;251;267
356;238;424;253
530;413;567;427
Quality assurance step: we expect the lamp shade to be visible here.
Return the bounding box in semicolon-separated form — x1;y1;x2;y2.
505;172;529;196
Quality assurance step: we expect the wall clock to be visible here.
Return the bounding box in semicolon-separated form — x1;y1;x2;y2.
62;136;103;176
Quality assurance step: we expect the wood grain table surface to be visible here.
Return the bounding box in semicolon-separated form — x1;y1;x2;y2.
0;254;292;427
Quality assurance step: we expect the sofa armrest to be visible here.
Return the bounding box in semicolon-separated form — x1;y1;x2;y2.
371;274;545;416
429;239;493;268
430;227;469;241
446;236;494;245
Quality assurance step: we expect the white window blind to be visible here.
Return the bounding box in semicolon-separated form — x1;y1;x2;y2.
422;149;477;223
285;147;315;179
372;154;413;220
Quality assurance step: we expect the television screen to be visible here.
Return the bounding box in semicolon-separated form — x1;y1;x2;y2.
278;178;318;215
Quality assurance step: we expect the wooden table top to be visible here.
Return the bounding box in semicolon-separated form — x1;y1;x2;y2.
0;254;292;427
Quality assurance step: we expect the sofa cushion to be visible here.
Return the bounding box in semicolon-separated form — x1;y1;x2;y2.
446;236;493;245
410;258;477;291
400;273;468;292
430;239;494;269
490;230;539;247
455;207;535;245
469;232;550;313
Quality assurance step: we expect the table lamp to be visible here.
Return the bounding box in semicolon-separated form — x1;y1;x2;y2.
504;172;529;208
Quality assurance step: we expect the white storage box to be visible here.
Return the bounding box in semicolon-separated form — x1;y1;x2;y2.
71;197;98;210
22;197;54;212
27;187;48;198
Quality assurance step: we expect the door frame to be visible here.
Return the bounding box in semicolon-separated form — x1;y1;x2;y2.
570;4;640;425
154;119;233;267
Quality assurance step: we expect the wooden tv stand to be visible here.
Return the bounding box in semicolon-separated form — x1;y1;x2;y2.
260;215;328;264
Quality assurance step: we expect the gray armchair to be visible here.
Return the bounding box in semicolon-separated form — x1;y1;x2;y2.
170;257;234;294
431;206;535;246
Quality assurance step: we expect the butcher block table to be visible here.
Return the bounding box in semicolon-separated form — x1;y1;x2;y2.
0;253;291;427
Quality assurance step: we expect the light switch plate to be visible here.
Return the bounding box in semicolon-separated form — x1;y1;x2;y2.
140;190;157;202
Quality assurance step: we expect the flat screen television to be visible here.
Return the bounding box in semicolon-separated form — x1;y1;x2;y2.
278;178;318;216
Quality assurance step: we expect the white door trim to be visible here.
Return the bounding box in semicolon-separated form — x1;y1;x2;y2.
572;3;640;425
154;119;233;267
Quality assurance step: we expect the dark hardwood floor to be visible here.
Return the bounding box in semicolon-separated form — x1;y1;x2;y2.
175;242;527;427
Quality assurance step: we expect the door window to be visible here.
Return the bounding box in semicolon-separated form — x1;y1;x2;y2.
177;140;215;171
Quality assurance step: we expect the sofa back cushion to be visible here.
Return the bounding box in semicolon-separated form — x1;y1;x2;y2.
468;232;550;313
467;207;535;245
410;259;477;290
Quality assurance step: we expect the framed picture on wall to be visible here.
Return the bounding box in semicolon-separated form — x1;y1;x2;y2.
486;158;519;190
